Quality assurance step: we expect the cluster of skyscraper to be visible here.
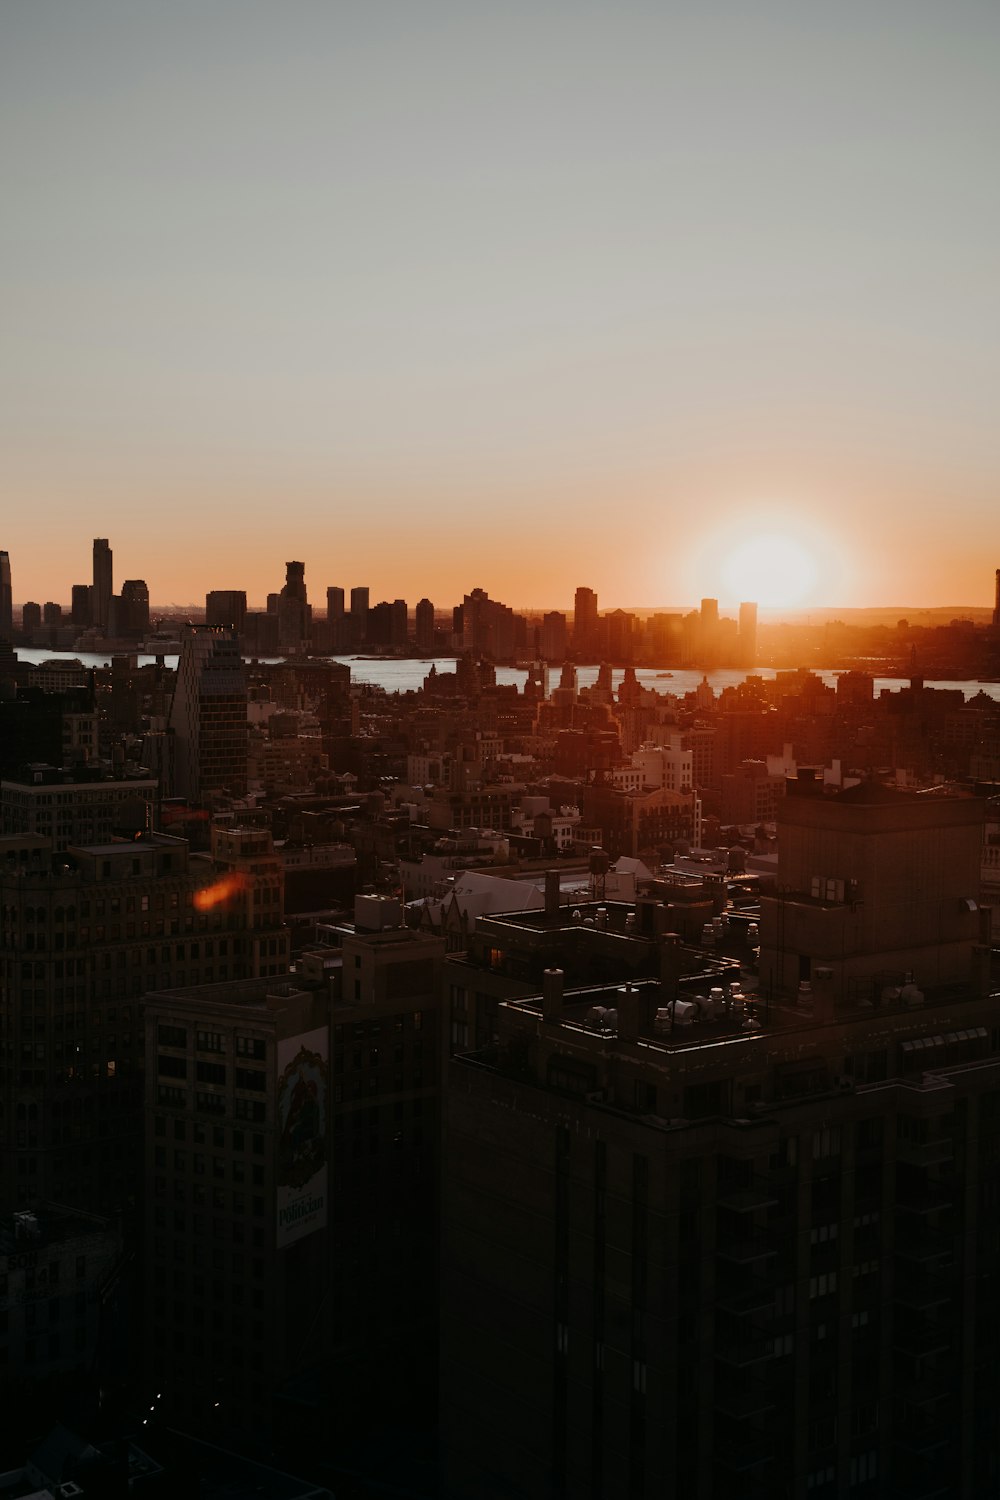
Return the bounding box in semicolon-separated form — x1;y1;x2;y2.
1;539;150;646
3;540;760;668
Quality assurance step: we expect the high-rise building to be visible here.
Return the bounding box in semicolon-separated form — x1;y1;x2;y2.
118;578;150;638
541;610;568;662
441;785;999;1498
350;586;370;645
206;589;247;633
573;586;598;656
462;587;517;660
92;538;113;632
278;561;310;652
415;597;435;652
168;628;248;803
70;582;92;628
21;602;41;634
391;598;408;647
326;586;345;620
0;550;12;639
993;568;1000;629
739;600;758;666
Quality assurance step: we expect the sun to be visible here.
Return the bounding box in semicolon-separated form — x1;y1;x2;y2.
719;532;820;610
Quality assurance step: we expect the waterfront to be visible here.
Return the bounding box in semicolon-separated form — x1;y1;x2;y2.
12;646;1000;702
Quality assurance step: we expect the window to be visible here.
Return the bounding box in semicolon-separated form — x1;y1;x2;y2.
158;1024;187;1048
196;1061;226;1085
195;1092;226;1116
849;1453;877;1486
809;1272;838;1299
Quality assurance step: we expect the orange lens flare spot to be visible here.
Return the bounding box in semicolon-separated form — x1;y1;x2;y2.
194;873;249;911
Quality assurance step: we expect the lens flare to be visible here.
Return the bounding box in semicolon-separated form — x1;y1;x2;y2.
194;873;249;911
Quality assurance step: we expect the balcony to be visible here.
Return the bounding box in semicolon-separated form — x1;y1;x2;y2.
716;1335;778;1369
713;1430;775;1474
714;1386;777;1421
893;1318;952;1359
717;1233;778;1267
894;1228;953;1268
894;1269;953;1313
895;1135;954;1168
716;1179;781;1214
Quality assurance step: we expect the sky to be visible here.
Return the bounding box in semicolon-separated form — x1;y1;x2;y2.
2;1;998;611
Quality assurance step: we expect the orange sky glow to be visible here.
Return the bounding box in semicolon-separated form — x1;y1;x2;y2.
2;4;998;615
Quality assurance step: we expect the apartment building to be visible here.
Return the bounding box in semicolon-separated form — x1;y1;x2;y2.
441;786;999;1498
0;826;288;1218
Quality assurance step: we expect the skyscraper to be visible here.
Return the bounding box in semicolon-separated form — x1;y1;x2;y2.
278;560;310;651
92;537;113;632
70;582;92;628
118;578;150;637
350;585;369;639
0;550;11;639
573;586;598;655
739;599;758;666
168;627;248;802
206;589;247;633
415;597;435;652
993;568;1000;629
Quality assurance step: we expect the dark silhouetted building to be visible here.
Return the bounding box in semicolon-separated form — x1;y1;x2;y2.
70;582;92;628
574;586;599;656
739;600;758;666
0;550;12;639
415;597;435;652
277;561;310;652
92;538;113;633
350;586;369;645
0;824;287;1219
442;786;1000;1498
168;628;248;802
206;589;247;634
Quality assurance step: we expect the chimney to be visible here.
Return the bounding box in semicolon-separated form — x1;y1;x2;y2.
617;982;641;1042
542;968;564;1023
545;869;561;917
658;933;681;1001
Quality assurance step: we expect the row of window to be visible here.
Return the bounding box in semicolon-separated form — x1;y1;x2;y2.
152;1117;265;1152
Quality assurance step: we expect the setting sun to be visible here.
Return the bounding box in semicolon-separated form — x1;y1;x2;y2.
719;533;821;610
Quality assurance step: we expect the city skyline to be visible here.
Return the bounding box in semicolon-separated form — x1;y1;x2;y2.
3;3;999;610
2;527;1000;620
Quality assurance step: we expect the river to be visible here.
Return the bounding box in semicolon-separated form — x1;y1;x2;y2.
13;647;1000;703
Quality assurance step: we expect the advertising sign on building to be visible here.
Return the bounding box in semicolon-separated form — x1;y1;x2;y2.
276;1025;329;1248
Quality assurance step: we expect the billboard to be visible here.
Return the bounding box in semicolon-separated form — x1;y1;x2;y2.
276;1025;329;1248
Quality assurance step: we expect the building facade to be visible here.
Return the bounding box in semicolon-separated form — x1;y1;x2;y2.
168;628;248;803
